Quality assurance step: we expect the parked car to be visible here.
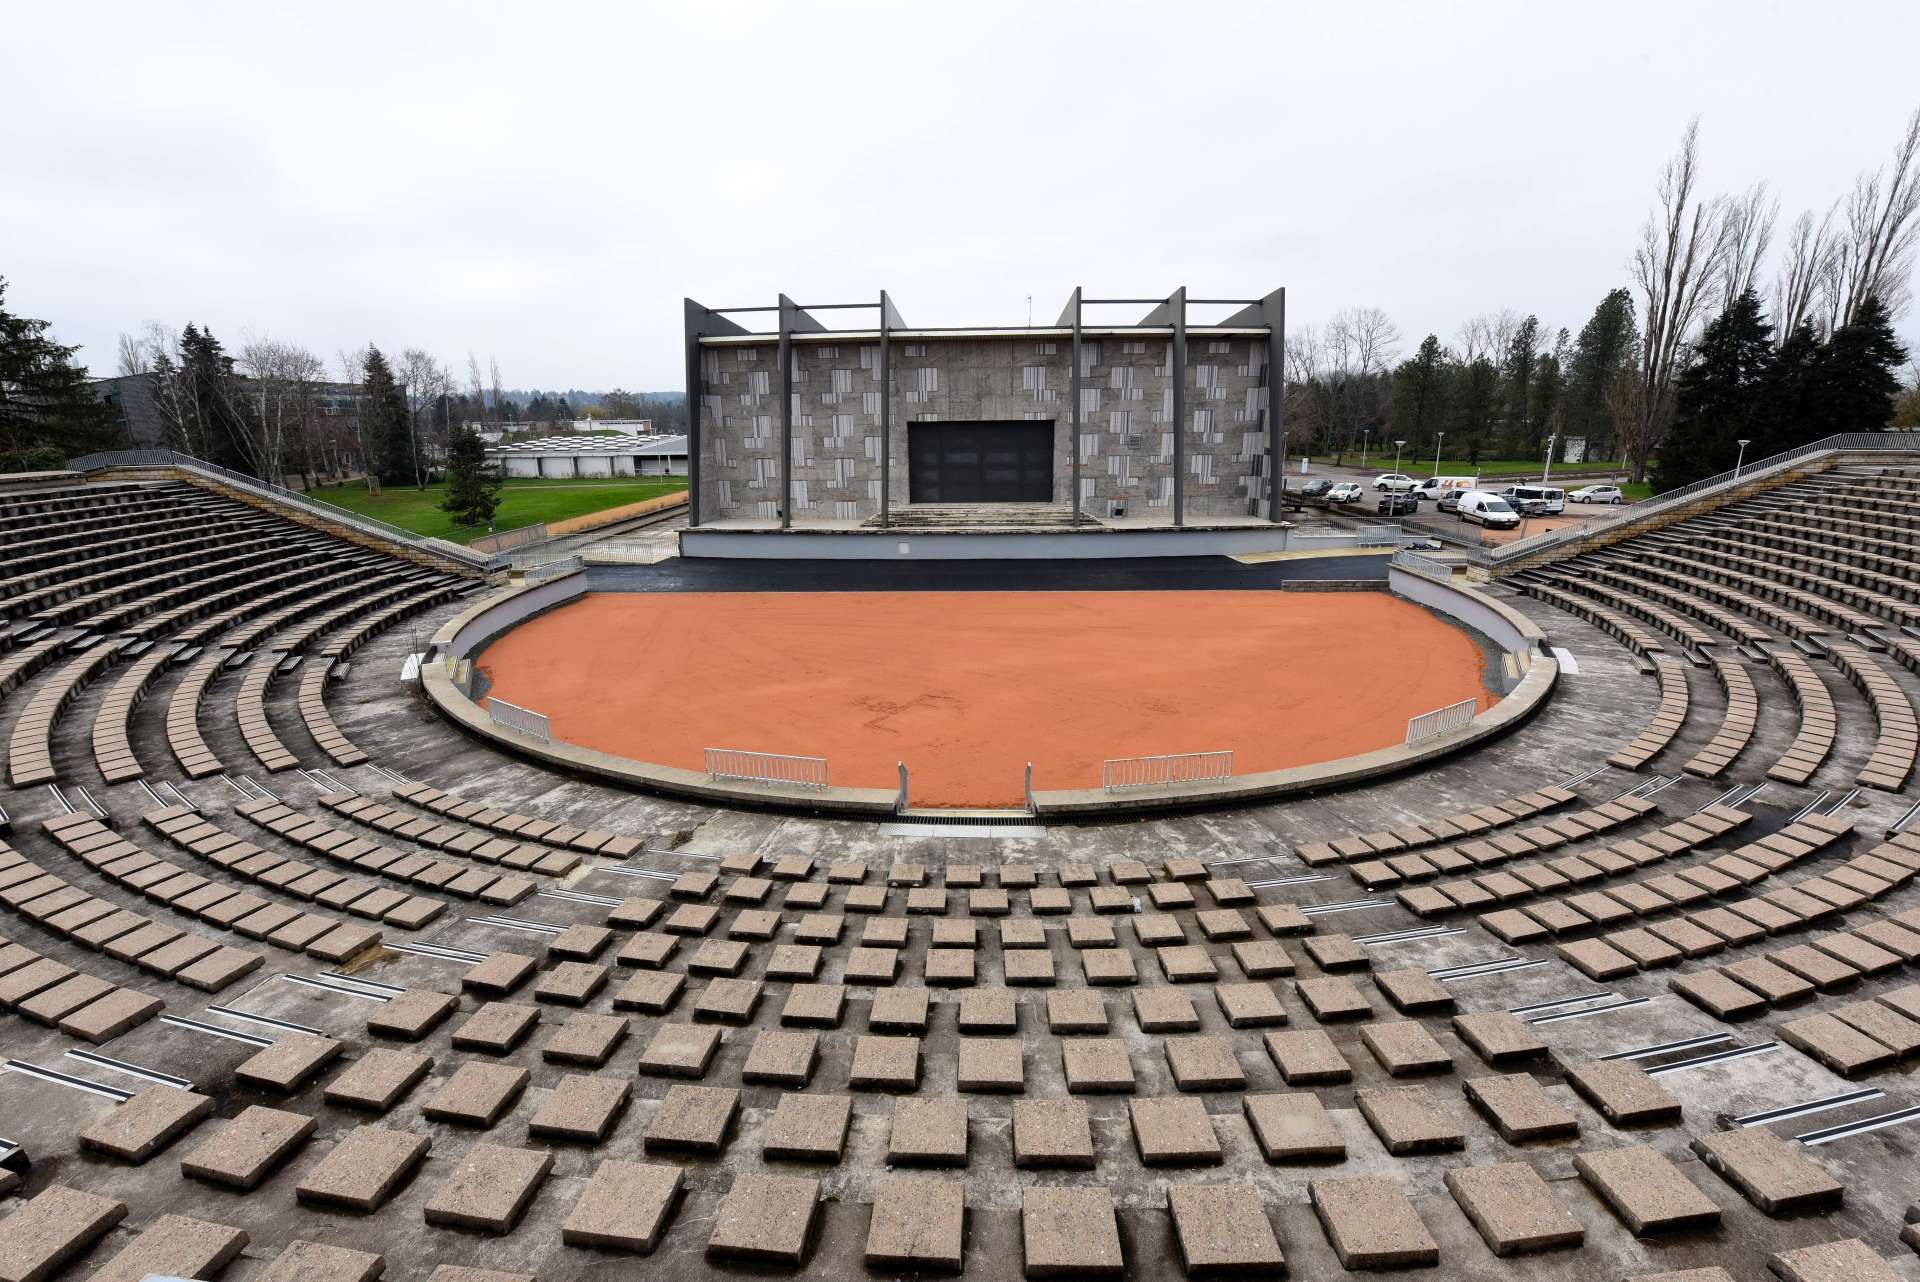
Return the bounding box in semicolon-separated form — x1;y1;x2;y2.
1377;491;1418;516
1327;482;1364;504
1372;472;1416;492
1498;485;1564;516
1298;478;1333;497
1457;491;1522;529
1412;476;1477;502
1569;483;1625;505
1437;488;1465;514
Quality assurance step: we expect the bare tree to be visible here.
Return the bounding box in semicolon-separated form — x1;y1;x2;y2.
1454;314;1500;365
1773;206;1839;342
396;348;447;489
237;336;324;488
1717;181;1778;312
115;332;151;377
1628;118;1735;483
336;346;380;494
1834;106;1920;324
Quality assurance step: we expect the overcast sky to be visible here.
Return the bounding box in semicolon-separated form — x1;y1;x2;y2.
7;1;1918;390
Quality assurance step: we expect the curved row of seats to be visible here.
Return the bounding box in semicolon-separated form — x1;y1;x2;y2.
141;805;437;932
1342;793;1659;891
1392;804;1751;912
235;796;537;906
318;791;583;876
3;826;262;993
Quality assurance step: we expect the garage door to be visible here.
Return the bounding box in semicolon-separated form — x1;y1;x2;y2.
907;421;1055;503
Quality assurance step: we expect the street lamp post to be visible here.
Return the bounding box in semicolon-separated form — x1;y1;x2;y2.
1734;438;1751;480
1542;434;1558;488
1393;439;1406;477
1433;432;1446;479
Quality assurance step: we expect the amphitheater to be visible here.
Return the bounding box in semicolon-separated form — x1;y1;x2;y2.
4;435;1920;1282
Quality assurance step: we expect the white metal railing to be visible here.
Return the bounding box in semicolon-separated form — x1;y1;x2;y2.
522;556;584;584
706;748;829;790
1391;549;1453;582
488;697;550;742
1102;750;1234;791
471;523;548;555
1405;697;1476;745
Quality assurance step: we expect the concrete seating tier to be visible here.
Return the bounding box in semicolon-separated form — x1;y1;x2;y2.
235;797;536;906
89;643;181;784
141;805;439;933
1681;653;1758;779
1392;804;1749;911
7;642;123;786
40;812;379;965
390;782;648;860
1290;785;1581;868
2;828;262;993
1463;812;1853;945
1346;794;1659;890
317;792;581;877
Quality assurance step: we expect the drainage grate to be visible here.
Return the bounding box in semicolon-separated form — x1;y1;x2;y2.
205;1005;326;1036
1797;1104;1920;1147
64;1050;192;1089
3;1060;131;1101
1644;1040;1778;1076
877;822;1048;840
1734;1088;1884;1129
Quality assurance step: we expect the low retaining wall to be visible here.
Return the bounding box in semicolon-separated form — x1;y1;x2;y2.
422;572;899;813
1028;571;1555;815
422;566;1553;819
545;489;687;538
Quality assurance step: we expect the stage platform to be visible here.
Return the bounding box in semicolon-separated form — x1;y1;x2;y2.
678;506;1368;560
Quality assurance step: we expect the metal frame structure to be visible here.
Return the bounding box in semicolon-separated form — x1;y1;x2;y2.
684;287;1286;529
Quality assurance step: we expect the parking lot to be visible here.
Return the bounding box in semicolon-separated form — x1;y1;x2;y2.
1283;458;1636;546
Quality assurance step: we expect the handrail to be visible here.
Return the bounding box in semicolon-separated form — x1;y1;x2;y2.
487;697;550;742
1405;697;1476;744
1390;549;1453;582
1102;750;1233;791
64;448;498;572
705;747;829;790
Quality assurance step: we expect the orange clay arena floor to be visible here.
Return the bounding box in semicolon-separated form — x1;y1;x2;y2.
476;590;1497;808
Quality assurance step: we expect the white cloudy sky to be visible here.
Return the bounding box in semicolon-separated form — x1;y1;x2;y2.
7;0;1918;389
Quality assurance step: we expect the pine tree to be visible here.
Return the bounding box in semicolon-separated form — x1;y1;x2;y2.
1564;289;1638;456
0;277;120;467
1749;321;1824;459
1389;335;1449;452
440;422;502;529
364;346;414;487
1501;315;1540;453
1650;290;1774;492
1812;296;1909;434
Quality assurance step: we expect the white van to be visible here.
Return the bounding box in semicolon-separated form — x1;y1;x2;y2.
1412;476;1477;502
1457;491;1521;529
1503;484;1565;515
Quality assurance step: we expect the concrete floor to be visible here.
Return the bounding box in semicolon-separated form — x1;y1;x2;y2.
2;551;1919;1282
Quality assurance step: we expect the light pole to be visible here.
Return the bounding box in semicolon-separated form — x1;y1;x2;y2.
1542;434;1558;487
1393;439;1406;477
1433;432;1445;479
1734;438;1751;480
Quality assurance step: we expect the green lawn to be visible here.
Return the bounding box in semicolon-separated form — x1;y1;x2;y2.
308;476;687;543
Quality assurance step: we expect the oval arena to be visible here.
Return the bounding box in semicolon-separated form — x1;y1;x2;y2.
4;372;1920;1279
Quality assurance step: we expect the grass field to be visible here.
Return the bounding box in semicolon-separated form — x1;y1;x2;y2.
308;476;687;543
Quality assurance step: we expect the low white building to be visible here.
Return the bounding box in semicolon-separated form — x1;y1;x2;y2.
485;434;689;479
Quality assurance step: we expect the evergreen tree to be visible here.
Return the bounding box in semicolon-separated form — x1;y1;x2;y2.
1448;356;1500;465
1650;289;1774;491
1812;296;1909;434
364;346;414;487
1564;289;1638;456
440;422;502;529
1528;345;1565;448
151;323;255;473
0;276;120;467
1749;321;1824;459
1388;335;1449;452
1500;315;1540;453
